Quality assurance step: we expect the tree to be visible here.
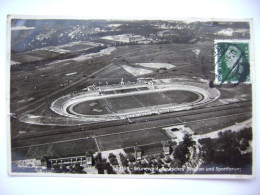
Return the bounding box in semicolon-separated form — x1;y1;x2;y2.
209;80;214;88
127;153;135;162
173;143;190;165
61;164;69;173
240;138;249;151
53;165;61;173
119;153;129;167
74;163;86;174
199;129;252;170
173;134;195;166
95;162;105;174
170;159;182;169
108;153;119;165
183;134;195;147
106;163;116;174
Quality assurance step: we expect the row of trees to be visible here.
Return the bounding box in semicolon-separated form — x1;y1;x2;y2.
199;128;252;170
52;163;86;174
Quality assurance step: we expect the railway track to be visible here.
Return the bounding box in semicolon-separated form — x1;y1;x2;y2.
12;108;251;149
12;100;251;143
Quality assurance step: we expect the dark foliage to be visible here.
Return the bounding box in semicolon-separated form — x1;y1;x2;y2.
199;128;252;169
173;135;195;166
119;153;129;167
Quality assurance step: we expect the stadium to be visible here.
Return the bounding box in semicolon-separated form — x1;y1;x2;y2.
50;79;220;123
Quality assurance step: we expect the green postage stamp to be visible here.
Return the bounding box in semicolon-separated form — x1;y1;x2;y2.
215;40;251;84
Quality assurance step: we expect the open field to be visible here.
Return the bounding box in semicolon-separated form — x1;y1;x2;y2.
61;42;98;51
96;128;170;151
187;112;251;134
10;41;215;113
11;49;62;63
71;90;199;115
12;138;97;161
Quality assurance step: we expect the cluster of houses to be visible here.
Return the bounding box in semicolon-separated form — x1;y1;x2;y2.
40;142;173;173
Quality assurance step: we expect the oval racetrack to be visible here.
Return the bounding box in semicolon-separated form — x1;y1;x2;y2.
68;90;202;116
50;80;220;122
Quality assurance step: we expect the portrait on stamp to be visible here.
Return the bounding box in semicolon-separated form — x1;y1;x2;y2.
215;40;250;84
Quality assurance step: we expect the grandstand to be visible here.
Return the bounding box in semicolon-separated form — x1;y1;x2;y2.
50;79;220;124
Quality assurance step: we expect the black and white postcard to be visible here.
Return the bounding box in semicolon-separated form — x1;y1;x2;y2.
7;16;255;178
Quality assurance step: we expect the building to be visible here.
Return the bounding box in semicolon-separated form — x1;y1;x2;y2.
129;35;145;42
135;146;142;160
41;156;49;169
86;151;93;166
101;34;145;43
163;142;171;155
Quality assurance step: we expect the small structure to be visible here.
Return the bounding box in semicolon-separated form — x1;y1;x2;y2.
135;146;142;161
98;87;103;95
162;142;171;155
41;156;50;170
148;80;155;89
86;151;93;166
87;85;96;91
92;84;97;90
49;155;89;167
129;35;145;42
120;78;124;86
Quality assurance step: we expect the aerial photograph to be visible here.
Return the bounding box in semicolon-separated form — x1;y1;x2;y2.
9;18;253;177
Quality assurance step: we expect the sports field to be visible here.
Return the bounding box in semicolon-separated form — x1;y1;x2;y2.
96;128;170;151
12;138;98;160
70;90;199;115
